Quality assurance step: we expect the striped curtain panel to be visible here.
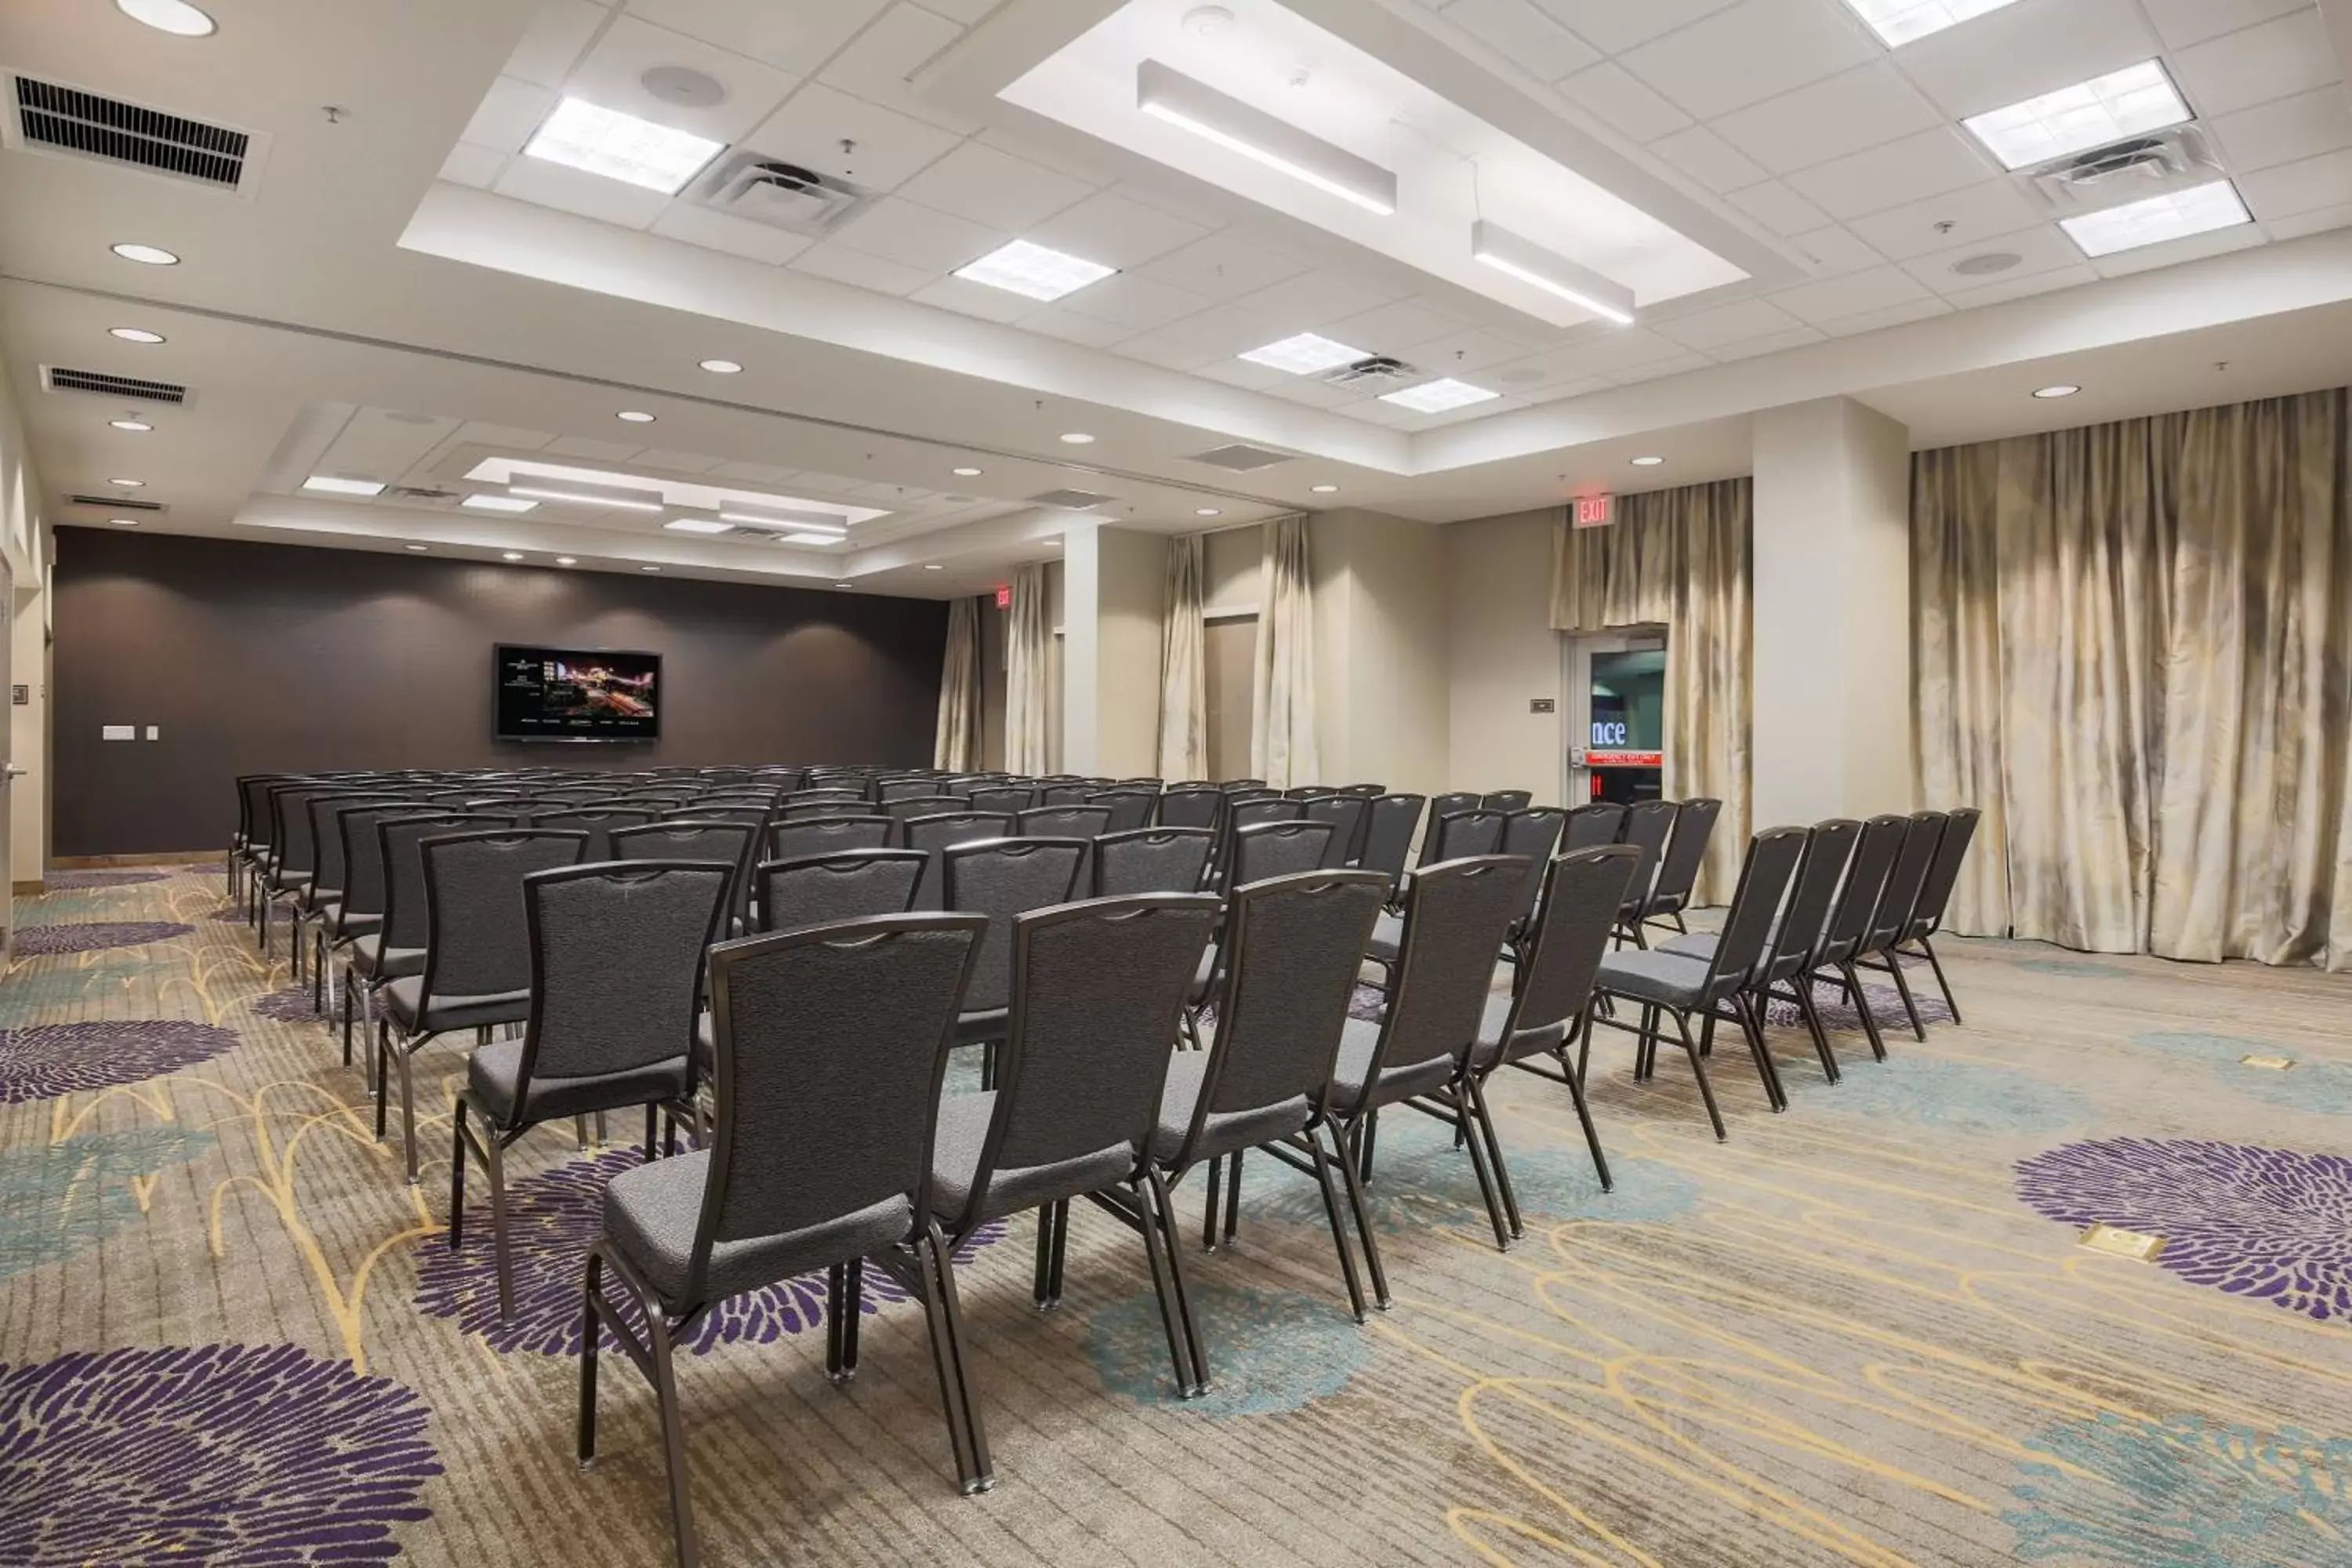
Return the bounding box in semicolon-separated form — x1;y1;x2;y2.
1004;564;1054;775
932;595;983;771
1156;534;1208;781
1250;515;1320;790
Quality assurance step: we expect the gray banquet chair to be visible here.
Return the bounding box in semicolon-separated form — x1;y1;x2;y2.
1298;792;1370;868
1497;807;1569;950
1610;800;1681;945
529;808;655;861
903;811;1014;910
940;838;1087;1070
768;815;892;865
1091;827;1214;898
1416;792;1483;866
1640;797;1722;935
1154;786;1222;832
1802;814;1908;1063
1892;806;1980;1021
1356;793;1425;884
347;812;509;1083
612;819;760;935
1561;801;1627;852
1852;811;1951;1042
1086;790;1158;835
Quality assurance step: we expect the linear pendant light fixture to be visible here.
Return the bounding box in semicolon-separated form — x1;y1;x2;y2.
1136;60;1396;216
1470;222;1635;325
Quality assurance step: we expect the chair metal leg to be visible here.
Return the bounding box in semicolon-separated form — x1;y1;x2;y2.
1669;1010;1727;1140
839;1257;862;1379
1033;1206;1058;1309
448;1098;470;1254
373;1016;390;1140
1221;1148;1242;1245
1793;982;1842;1084
1358;1107;1379;1185
340;963;355;1067
826;1263;848;1378
1302;1126;1369;1323
647;1306;699;1568
1918;935;1962;1023
1131;1177;1200;1398
1147;1165;1209;1395
922;1222;993;1494
1332;1120;1391;1309
1455;1080;1513;1251
1046;1200;1069;1305
1555;1041;1613;1192
578;1251;603;1470
395;1033;422;1183
1200;1156;1223;1251
1731;996;1788;1112
485;1123;514;1319
1838;961;1889;1060
1884;948;1929;1041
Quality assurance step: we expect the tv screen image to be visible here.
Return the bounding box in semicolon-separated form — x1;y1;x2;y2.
495;644;662;742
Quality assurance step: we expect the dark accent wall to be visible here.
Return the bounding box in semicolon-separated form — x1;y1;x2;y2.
53;528;947;855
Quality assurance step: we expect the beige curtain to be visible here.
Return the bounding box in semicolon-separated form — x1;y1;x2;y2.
1914;387;2352;969
1004;564;1053;775
933;594;983;770
1251;515;1319;789
1157;534;1207;781
1551;477;1751;903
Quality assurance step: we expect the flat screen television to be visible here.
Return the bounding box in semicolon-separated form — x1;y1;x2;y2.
495;644;662;743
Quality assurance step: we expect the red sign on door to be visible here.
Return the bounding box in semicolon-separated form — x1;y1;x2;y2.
995;584;1011;609
1587;750;1663;768
1573;495;1613;528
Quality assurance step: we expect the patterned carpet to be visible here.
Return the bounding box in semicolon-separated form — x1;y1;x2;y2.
3;863;2350;1565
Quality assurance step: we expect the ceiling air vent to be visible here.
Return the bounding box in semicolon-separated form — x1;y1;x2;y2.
42;366;191;405
68;494;165;511
2025;125;2221;214
1187;444;1294;472
689;151;873;236
1029;488;1114;510
5;73;264;196
386;485;458;502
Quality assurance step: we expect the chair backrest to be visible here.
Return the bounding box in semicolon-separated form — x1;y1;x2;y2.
1561;801;1626;851
1867;812;1948;949
1697;828;1810;1003
1225;797;1301;837
1039;782;1099;806
1017;805;1112;840
941;838;1089;1011
375;813;510;951
1482;789;1534;812
1425;808;1508;864
785;788;866;808
1907;806;1980;939
670;805;771;830
528;808;654;860
779;800;884;824
1337;782;1385;797
310;795;403;895
967;784;1037;817
1174;870;1389;1164
1764;820;1860;980
1505;847;1642;1041
1091;827;1214;897
237;774;288;845
902;811;1014;909
1359;856;1528;1094
963;895;1220;1223
767;815;892;863
1155;786;1222;830
1229;819;1334;887
1357;793;1425;881
1087;790;1157;834
611;819;758;929
1297;793;1369;868
1613;800;1680;918
882;795;967;844
1281;785;1326;800
754;849;925;933
1218;779;1267;793
505;860;733;1124
1497;808;1569;930
691;913;984;1294
1418;792;1483;862
877;779;943;804
336;802;432;922
1819;814;1908;964
268;783;337;877
1644;797;1722;917
417;830;590;1002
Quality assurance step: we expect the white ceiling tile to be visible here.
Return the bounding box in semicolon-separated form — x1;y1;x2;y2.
709;460;798;482
1027;191;1210;268
788;240;934;295
1133;232;1309;299
622;0;889;75
1788;224;1886;275
2238;147;2352;220
1538;328;1699;376
1768;263;1935;323
918;0;1002;21
1105;176;1242;233
1258;376;1363;407
462;76;556;155
2170;9;2339;120
1397;327;1538;374
1051;273;1214;331
635;448;724;474
1142;303;1294;362
567;14;798;141
1843;176;2047;257
1530;0;1739;53
1192;357;1290;391
1786;127;2001;220
1018;307;1136;348
1819;297;1953;336
1618;0;1878;118
1324;299;1472;352
1236;266;1410;326
1650;296;1807;349
503;0;609;89
649;203;813;263
1713;63;1943;175
1649;126;1766;192
1895;223;2085;292
1517;375;1612;404
745;83;961;191
1722;180;1832;236
1556;64;1692;142
2211;86;2352;174
2136;0;2311;51
2266;200;2352;241
1936;260;2097;307
832;195;1006;272
438;143;507;189
545;436;646;461
1606;350;1715;384
2089;219;2265;277
1709;324;1827;360
1113;325;1232;372
975;124;1130;187
452;422;560;452
817;3;981;134
910;275;1037;322
1443;0;1600;80
1893;0;2163;121
895;140;1096;231
492;156;672;228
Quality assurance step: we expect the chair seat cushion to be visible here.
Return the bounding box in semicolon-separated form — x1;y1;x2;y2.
1150;1051;1311;1164
327;907;383;941
349;934;424;980
467;1039;689;1126
1366;912;1402;964
1595;949;1713;1009
1658;932;1718;960
604;1149;912;1308
1328;1015;1455;1119
382;975;529;1035
930;1090;1131;1229
1470;990;1572;1073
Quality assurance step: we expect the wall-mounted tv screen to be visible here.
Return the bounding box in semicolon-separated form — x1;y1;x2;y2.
495;644;662;742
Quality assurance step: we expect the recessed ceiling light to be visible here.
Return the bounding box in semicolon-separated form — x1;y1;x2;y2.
2033;384;2082;399
109;327;165;344
111;242;180;266
405;543;429;552
506;485;664;512
1963;61;2189;172
1137;60;1397;216
952;466;983;477
616;410;656;424
556;556;579;565
302;475;385;496
462;494;538;514
110;517;140;527
1184;5;1235;35
1380;378;1499;413
698;358;742;374
641;564;662;572
107;477;146;488
501;551;526;561
523;96;723;194
110;418;152;433
1838;0;2024;47
924;564;944;570
663;517;734;534
115;0;216;38
1195;507;1221;517
1059;432;1095;445
1630;456;1665;466
1240;332;1367;375
1310;483;1338;494
2060;180;2251;257
954;239;1117;302
1470;222;1636;325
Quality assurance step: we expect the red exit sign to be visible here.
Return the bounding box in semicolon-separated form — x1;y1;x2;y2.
995;584;1011;609
1573;495;1613;528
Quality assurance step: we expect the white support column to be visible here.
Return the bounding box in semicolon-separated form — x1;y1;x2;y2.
1058;523;1163;778
1750;397;1915;827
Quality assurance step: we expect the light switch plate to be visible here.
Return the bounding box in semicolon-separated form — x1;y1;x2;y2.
101;724;135;741
144;725;160;741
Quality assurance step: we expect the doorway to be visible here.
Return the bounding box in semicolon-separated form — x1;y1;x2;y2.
1563;630;1665;807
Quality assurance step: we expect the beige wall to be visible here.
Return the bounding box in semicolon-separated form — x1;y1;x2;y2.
0;362;45;893
1308;509;1450;799
1060;524;1162;777
1202;525;1260;614
1443;507;1565;805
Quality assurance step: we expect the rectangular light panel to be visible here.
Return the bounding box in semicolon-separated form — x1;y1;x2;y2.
461;494;538;514
2060;180;2252;257
662;518;734;535
303;475;385;496
1841;0;2025;47
1137;60;1396;216
507;485;666;513
524;96;724;194
1963;61;2190;172
1239;333;1368;375
1470;222;1636;325
1379;378;1498;413
954;239;1117;301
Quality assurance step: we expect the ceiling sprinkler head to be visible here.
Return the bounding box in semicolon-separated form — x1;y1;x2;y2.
1185;5;1235;35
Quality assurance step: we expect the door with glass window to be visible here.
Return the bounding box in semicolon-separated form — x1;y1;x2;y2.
1563;631;1666;806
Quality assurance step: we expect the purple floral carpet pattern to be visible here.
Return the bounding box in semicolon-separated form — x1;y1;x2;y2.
39;870;170;890
413;1148;1005;1356
0;1343;439;1565
0;1020;241;1104
12;921;194;957
2014;1138;2352;1321
251;985;328;1024
1761;980;1954;1033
